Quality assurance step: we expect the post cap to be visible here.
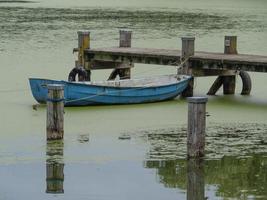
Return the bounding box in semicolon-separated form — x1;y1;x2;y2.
120;29;132;33
187;97;208;103
77;30;90;35
47;84;64;90
181;37;195;41
224;35;237;39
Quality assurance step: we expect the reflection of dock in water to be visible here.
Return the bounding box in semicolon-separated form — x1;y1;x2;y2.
142;125;267;199
46;141;64;194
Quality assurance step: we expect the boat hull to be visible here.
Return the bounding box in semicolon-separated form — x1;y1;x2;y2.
29;76;190;106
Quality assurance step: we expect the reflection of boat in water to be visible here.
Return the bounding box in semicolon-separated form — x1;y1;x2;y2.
29;74;191;106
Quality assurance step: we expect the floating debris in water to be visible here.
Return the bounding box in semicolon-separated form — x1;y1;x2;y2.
118;134;131;140
78;134;89;143
32;104;38;110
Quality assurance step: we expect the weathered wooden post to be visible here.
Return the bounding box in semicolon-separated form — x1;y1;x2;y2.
187;97;208;158
119;30;132;48
46;84;64;140
223;36;237;94
207;36;238;95
109;30;132;80
187;159;205;200
181;37;195;97
119;30;132;79
77;30;91;80
77;30;90;67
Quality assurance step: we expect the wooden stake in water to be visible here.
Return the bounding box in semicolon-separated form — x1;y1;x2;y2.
181;37;195;97
187;97;208;158
46;84;64;140
109;30;132;80
119;30;132;48
223;36;237;94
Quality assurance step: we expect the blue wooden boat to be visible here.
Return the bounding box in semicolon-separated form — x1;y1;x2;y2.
29;74;191;106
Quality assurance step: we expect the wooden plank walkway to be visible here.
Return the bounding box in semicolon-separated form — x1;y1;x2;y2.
85;47;267;73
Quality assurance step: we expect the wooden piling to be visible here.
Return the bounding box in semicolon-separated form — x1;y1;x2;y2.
223;36;237;94
77;30;90;67
77;30;91;80
181;37;195;97
187;97;208;158
207;36;237;95
46;84;64;140
224;36;237;54
119;30;132;48
119;30;131;79
109;30;132;80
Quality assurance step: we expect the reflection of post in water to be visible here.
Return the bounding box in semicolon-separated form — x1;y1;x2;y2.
187;159;205;200
46;140;64;194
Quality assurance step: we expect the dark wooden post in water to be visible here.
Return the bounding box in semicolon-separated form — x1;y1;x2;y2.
77;30;91;80
187;159;205;200
46;84;64;140
223;36;237;94
181;37;195;97
77;30;90;67
108;30;132;80
187;97;207;158
119;30;132;47
207;36;237;95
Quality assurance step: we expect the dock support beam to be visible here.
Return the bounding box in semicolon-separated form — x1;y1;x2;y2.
108;30;132;80
46;84;64;140
77;30;91;81
181;37;195;97
187;97;207;158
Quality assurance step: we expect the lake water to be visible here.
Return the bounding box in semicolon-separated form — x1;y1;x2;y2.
0;0;267;199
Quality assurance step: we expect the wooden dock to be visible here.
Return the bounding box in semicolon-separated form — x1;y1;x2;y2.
85;47;267;73
71;30;267;97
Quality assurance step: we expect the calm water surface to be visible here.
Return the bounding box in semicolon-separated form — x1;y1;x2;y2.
0;0;267;199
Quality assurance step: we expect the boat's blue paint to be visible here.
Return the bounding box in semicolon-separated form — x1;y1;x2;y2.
29;77;190;106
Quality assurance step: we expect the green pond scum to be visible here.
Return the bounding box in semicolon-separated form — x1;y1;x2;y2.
0;0;267;199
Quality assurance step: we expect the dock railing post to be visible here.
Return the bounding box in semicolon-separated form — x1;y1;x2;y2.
187;97;208;158
46;84;64;140
181;37;195;97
